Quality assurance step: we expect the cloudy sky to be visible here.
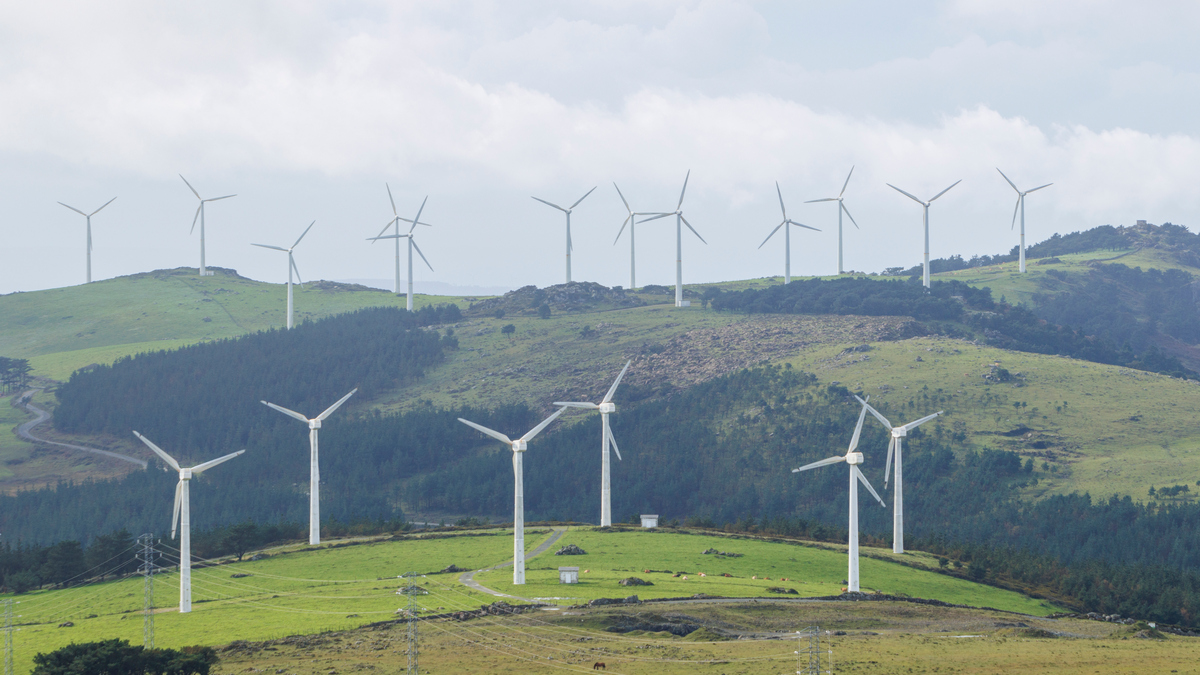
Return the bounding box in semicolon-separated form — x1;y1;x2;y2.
3;1;1199;295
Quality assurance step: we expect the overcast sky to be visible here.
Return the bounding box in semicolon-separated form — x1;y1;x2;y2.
3;1;1200;295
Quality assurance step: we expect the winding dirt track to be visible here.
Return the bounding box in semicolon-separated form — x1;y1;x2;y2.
458;527;567;601
13;389;147;468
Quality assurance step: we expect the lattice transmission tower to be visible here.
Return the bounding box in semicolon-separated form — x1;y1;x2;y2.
138;533;157;648
796;626;831;674
398;572;423;675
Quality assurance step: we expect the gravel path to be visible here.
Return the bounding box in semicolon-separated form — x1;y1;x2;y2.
458;527;568;601
14;389;147;468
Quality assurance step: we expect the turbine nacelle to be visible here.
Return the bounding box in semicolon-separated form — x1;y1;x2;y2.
511;439;528;452
598;402;616;414
891;427;907;438
846;452;864;465
309;419;322;430
180;468;193;480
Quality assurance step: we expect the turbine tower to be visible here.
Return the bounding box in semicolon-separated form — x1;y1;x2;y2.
252;222;314;329
58;197;116;284
612;183;647;290
532;187;596;284
639;171;707;307
180;175;236;277
791;399;885;592
261;388;357;545
805;167;859;274
133;431;243;613
996;169;1053;274
554;360;631;527
856;395;942;554
369;187;435;311
458;408;567;584
887;180;961;288
760;182;820;284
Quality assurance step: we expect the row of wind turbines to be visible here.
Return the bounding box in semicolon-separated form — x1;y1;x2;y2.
57;168;1051;319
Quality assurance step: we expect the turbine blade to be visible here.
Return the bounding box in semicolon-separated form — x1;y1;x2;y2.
569;186;597;210
884;437;895;486
848;404;869;452
553;402;599;409
171;480;183;539
89;197;117;217
613;182;631;212
854;395;893;430
191;449;245;474
206;194;236;202
292;221;315;249
262;400;311;423
519;406;567;443
804;198;837;203
316;388;358;421
676;170;691;210
386;183;397;216
929;180;962;203
133;431;181;471
887;184;925;205
613;215;630;245
368;234;403;241
602;360;632;404
759;222;785;249
1011;197;1021;230
252;243;288;251
841;203;860;229
901;411;943;432
996;168;1020;193
291;256;302;285
190;204;202;235
58;202;87;217
1027;183;1053;193
458;418;513;445
373;217;397;242
605;415;622;461
776;181;787;219
839;166;854;198
567;223;573;253
855;466;886;506
532;196;567;212
410;196;428;234
411;238;434;272
788;220;821;232
180;174;201;200
792;455;846;473
637;213;672;223
681;216;706;244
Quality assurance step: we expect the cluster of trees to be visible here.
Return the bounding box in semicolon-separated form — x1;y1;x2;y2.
33;640;217;675
0;356;32;393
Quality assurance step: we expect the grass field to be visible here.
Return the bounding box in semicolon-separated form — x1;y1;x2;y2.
3;527;1067;674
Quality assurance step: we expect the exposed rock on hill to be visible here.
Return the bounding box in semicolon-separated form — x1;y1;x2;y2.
467;283;646;316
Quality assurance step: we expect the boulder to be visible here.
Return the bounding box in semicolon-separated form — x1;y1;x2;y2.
619;577;653;587
439;564;467;573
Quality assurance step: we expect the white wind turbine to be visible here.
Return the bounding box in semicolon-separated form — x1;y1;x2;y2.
760;183;820;284
458;407;567;584
252;222;314;329
532;187;596;284
887;180;961;288
996;169;1053;274
368;186;434;310
58;197;116;284
180;175;236;277
856;395;942;554
133;431;243;613
638;171;707;307
554;360;631;527
805;167;859;274
791;399;886;593
612;183;648;290
261;388;357;546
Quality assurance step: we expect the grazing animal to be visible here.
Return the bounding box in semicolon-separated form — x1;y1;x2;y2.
593;662;606;670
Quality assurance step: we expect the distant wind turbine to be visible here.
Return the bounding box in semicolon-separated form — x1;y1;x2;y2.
180;175;236;277
856;395;942;554
792;398;886;593
639;171;707;307
532;187;596;284
58;197;116;284
133;431;243;613
368;186;435;311
887;180;961;288
252;222;314;329
760;183;820;284
555;360;631;527
612;183;648;290
805;167;859;274
996;169;1053;274
458;407;567;584
261;389;357;545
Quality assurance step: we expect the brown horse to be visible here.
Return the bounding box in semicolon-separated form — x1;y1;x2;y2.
593;663;606;670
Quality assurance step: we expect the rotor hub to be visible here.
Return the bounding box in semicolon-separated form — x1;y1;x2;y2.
309;419;322;430
846;452;864;465
598;402;616;414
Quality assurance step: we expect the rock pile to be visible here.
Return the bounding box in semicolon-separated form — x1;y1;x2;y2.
701;548;743;558
469;283;646;317
619;577;653;587
439;564;467;573
555;544;587;556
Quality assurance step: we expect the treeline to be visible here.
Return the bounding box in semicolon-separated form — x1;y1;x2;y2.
709;276;1196;378
0;356;32;393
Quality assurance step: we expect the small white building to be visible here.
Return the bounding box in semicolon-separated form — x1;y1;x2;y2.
559;567;579;584
640;514;659;528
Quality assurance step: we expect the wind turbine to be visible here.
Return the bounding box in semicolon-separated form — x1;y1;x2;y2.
805;167;859;274
58;197;116;284
368;186;434;311
887;180;961;288
180;175;236;276
133;431;243;613
458;407;567;584
997;169;1053;274
261;388;357;545
791;399;886;593
638;171;707;307
554;360;631;527
532;187;596;284
760;183;820;284
612;183;648;290
252;222;314;329
855;395;942;554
